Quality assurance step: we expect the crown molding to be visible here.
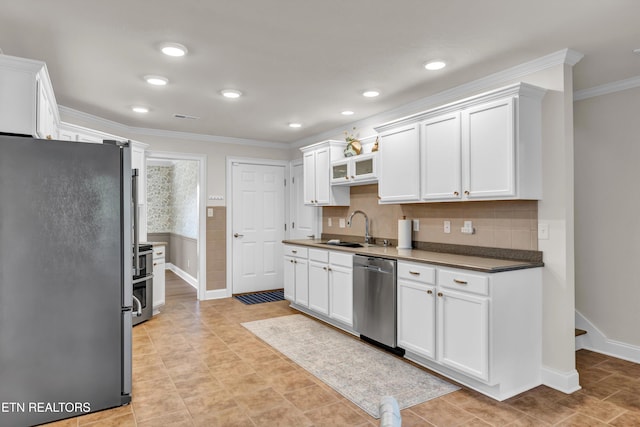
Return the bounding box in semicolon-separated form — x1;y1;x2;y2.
58;106;291;150
293;48;584;148
573;75;640;101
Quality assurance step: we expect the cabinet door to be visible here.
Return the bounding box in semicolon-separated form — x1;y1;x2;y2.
352;153;377;183
378;124;420;203
152;258;165;308
294;258;309;307
462;98;515;199
284;256;295;301
437;289;489;381
308;261;329;315
314;147;332;205
302;151;317;205
331;159;350;184
397;280;436;359
421;113;461;200
329;264;353;326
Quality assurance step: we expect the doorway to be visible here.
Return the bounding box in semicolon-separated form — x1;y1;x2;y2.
227;158;288;295
146;151;207;301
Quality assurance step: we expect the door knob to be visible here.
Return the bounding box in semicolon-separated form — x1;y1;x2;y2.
233;233;244;238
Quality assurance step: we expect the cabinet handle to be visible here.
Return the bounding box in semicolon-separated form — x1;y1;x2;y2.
351;175;355;179
306;235;315;239
345;176;349;180
464;190;470;196
454;191;459;196
292;250;297;254
294;260;297;264
437;292;443;297
290;259;294;263
234;233;244;238
453;279;468;285
427;290;433;295
156;252;163;256
409;271;420;276
327;267;332;271
153;262;157;266
323;266;328;271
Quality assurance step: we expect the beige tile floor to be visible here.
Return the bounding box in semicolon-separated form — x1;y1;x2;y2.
45;271;640;426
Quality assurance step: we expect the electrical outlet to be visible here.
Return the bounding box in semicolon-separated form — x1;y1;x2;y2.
339;218;346;228
444;220;451;234
328;218;332;227
413;219;419;231
461;220;475;234
187;259;190;268
207;208;213;217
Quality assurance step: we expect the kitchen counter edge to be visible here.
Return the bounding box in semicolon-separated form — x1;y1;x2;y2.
283;239;543;273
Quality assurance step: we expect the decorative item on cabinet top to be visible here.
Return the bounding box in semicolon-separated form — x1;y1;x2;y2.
343;127;362;157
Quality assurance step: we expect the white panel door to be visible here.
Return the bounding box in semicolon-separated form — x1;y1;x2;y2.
437;289;489;381
378;124;421;203
290;163;318;239
329;264;353;326
232;163;285;293
462;98;515;199
421;112;462;201
397;280;436;359
308;260;329;315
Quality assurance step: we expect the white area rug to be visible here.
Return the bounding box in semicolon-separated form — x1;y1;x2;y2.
241;314;459;418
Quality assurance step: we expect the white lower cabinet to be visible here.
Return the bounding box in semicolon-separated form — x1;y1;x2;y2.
308;249;330;315
152;245;166;311
328;252;353;326
286;246;353;328
437;288;489;381
283;245;309;305
397;261;542;400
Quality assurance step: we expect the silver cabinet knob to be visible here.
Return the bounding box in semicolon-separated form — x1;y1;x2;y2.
233;233;244;238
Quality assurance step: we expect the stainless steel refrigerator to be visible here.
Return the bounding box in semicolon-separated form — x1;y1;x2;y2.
0;134;133;426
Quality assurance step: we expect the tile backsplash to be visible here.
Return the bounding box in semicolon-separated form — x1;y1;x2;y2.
322;185;538;250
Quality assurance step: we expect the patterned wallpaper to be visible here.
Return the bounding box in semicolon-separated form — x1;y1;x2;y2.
147;161;198;239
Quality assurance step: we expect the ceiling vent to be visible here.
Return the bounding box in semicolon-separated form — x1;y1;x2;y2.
173;113;200;120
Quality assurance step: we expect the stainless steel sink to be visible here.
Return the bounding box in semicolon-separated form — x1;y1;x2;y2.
325;241;363;248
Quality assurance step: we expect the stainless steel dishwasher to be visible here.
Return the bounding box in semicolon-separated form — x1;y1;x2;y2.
353;255;404;355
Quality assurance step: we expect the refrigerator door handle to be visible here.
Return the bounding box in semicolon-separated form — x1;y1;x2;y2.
132;169;140;276
132;295;142;317
121;309;132;399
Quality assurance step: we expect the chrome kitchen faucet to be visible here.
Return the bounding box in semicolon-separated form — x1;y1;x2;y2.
347;210;371;244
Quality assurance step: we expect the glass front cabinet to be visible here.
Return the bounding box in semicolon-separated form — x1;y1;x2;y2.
331;152;378;185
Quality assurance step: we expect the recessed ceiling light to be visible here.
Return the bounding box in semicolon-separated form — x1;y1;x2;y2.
144;75;168;86
362;90;380;98
221;89;242;99
132;106;149;113
161;43;188;57
289;123;302;128
425;60;446;71
341;111;355;116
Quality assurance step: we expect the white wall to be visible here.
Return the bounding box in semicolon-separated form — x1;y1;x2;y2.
574;86;640;348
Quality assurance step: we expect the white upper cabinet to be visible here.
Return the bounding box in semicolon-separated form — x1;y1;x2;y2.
421;112;462;200
377;123;421;203
375;83;545;203
331;152;378;186
0;55;59;139
300;140;349;206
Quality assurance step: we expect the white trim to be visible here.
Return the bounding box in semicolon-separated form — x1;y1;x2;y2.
205;288;232;300
59;105;290;150
167;263;198;290
147;150;207;301
541;366;581;394
575;310;640;364
573;75;640;101
226;157;290;297
293;48;583;148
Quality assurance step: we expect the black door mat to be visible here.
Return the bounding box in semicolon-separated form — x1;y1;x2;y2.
234;290;285;305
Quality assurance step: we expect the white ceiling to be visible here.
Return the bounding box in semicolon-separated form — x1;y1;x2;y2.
1;1;638;145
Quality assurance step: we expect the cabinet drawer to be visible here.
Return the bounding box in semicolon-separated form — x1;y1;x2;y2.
153;246;166;260
284;245;308;258
329;251;352;268
439;268;489;296
309;249;329;263
398;261;436;284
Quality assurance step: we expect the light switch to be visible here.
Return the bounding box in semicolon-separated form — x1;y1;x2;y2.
444;220;451;234
413;219;419;231
207;208;213;217
538;223;549;240
328;218;332;227
339;218;346;228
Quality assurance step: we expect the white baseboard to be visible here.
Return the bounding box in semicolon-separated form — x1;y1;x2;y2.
166;263;198;290
575;310;640;363
205;288;231;300
541;366;581;394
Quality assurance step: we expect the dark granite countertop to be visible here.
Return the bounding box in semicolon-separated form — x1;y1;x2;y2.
283;239;543;273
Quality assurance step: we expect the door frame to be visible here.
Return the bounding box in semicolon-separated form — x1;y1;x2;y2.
146;150;208;301
226;157;290;296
